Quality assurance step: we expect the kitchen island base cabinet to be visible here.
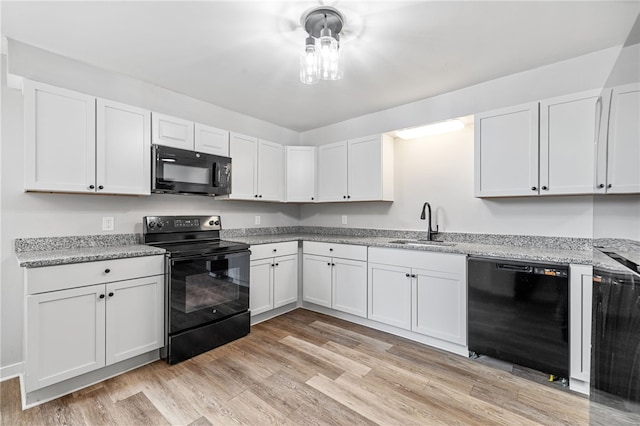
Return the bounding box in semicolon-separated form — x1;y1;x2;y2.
23;255;165;404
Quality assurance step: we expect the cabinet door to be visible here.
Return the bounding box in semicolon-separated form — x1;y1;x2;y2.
229;132;258;199
195;123;229;156
474;103;539;197
250;258;274;316
317;141;348;201
105;276;164;366
302;254;332;308
332;258;367;318
285;146;316;202
367;263;412;330
606;83;640;194
570;265;593;387
273;254;298;308
257;139;284;201
25;285;105;392
151;112;194;150
24;80;96;193
96;99;151;195
540;90;601;195
412;266;466;346
348;135;382;201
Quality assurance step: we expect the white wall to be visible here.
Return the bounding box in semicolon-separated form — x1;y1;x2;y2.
300;125;595;237
0;43;301;371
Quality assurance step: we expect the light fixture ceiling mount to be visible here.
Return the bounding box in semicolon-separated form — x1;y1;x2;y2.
300;6;345;85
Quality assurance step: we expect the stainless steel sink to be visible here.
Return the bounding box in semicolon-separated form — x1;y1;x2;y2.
388;239;454;247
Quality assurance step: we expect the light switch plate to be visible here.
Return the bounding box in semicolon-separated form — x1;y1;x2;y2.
102;216;114;231
255;215;261;225
341;215;347;225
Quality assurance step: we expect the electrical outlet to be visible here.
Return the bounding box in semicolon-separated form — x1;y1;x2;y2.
102;216;114;231
255;215;261;225
341;215;347;225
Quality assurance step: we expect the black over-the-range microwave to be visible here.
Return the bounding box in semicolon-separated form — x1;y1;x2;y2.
152;144;232;196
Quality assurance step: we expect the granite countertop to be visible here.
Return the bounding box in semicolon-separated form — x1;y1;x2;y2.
222;230;596;266
15;234;165;268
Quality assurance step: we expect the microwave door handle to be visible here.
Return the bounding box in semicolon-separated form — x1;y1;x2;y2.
212;163;219;187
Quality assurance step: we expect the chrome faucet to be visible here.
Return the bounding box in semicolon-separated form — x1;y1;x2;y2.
420;202;439;241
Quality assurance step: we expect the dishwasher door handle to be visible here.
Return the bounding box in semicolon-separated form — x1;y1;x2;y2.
496;263;533;273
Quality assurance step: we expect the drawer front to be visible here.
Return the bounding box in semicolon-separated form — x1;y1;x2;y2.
26;255;165;295
303;241;367;261
250;241;298;260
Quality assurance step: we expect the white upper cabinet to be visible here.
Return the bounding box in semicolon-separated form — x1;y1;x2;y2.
96;99;151;195
539;89;601;195
474;102;539;197
24;80;150;195
195;123;229;156
317;134;394;202
229;133;284;201
285;146;317;202
317;141;348;201
151;113;194;151
596;83;640;194
257;139;284;201
475;89;605;197
24;80;96;193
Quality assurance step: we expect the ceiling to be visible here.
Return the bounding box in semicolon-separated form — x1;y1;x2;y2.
2;1;639;132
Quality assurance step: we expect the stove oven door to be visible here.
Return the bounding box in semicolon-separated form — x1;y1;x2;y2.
168;250;249;335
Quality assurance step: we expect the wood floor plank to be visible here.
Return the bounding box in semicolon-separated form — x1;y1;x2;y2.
3;309;632;426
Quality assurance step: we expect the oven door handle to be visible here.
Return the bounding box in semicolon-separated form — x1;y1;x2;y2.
170;249;250;264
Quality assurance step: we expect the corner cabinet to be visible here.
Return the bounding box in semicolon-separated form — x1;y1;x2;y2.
595;83;640;194
229;133;284;201
249;242;298;317
317;134;394;202
302;242;368;318
368;248;467;348
475;89;603;197
285;146;317;202
24;80;151;195
24;256;164;394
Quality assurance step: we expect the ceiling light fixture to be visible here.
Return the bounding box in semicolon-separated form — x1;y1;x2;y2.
300;6;345;85
396;119;465;140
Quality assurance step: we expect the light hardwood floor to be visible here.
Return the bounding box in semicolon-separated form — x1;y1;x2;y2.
2;309;639;425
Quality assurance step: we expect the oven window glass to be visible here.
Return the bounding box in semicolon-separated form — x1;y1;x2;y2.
164;163;209;185
170;251;249;333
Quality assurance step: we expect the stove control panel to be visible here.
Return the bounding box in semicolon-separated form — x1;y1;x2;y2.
143;215;222;233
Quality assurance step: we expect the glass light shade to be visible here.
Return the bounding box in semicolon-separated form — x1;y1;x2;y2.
317;31;341;80
300;37;319;85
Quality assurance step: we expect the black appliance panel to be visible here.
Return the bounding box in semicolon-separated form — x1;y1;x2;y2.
468;257;569;378
152;145;231;196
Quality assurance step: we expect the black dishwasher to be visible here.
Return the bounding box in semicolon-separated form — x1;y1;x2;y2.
468;257;569;378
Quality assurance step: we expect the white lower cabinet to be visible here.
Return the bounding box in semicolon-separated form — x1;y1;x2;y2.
250;242;298;316
302;242;368;318
569;264;593;395
24;256;164;393
368;248;467;347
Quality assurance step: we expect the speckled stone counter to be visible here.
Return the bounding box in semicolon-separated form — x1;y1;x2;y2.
15;234;165;268
221;226;597;266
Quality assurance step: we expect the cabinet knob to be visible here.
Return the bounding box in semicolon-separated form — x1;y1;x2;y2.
411;274;416;278
108;292;114;297
541;186;548;190
531;186;537;191
275;263;279;266
311;197;314;200
104;268;111;274
99;294;105;299
347;195;351;199
598;183;605;189
273;249;277;252
329;248;333;252
98;185;104;190
332;263;335;266
607;184;612;188
254;194;258;198
89;185;95;189
343;195;347;199
327;262;331;266
259;195;262;198
271;263;275;267
405;273;410;277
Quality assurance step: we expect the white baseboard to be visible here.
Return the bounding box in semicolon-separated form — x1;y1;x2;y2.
0;362;23;382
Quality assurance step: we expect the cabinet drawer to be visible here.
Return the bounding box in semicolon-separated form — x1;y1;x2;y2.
25;255;165;295
303;241;367;261
250;241;298;260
